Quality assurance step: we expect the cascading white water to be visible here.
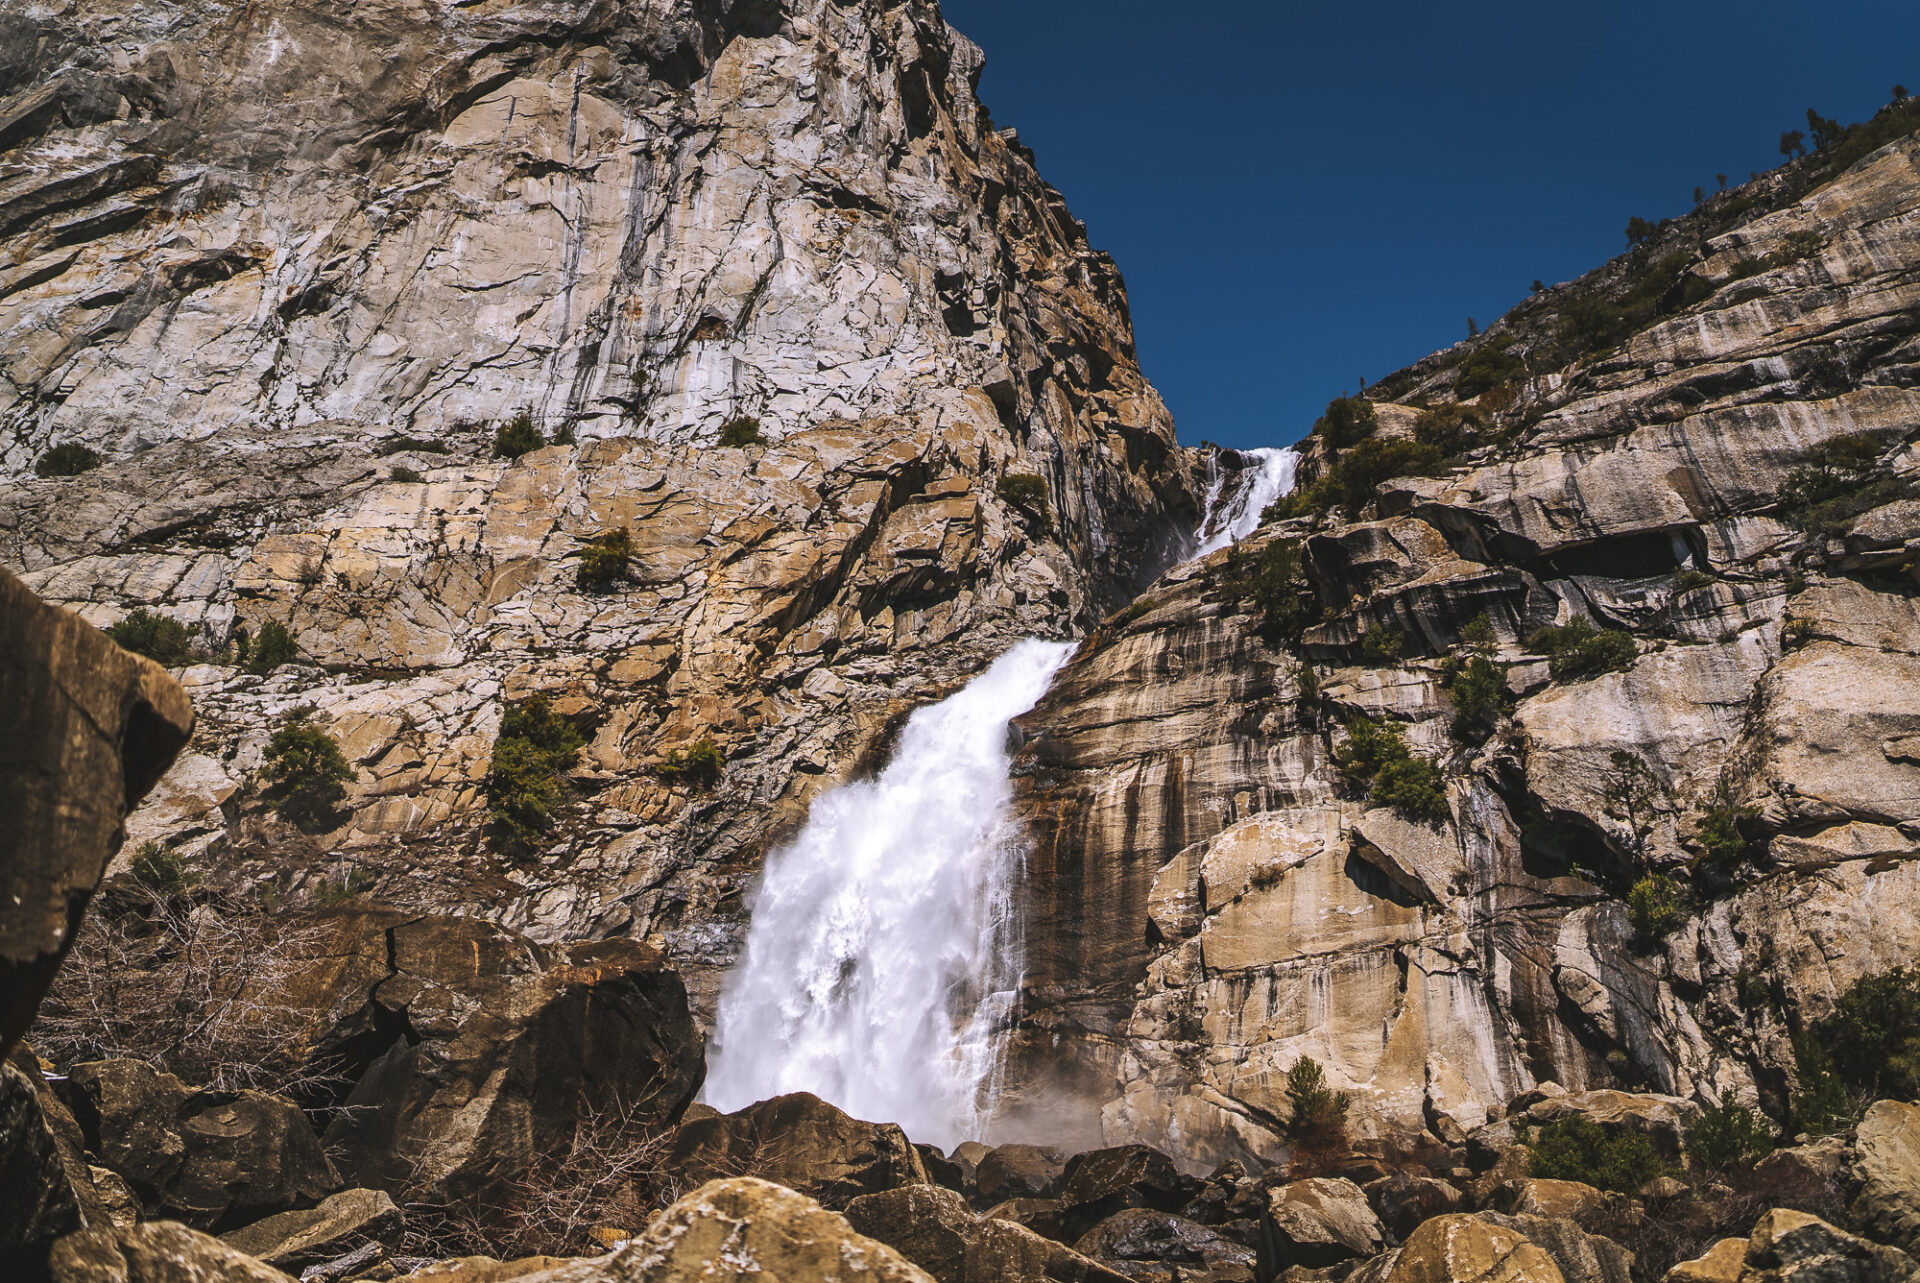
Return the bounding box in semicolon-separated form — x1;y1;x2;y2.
1192;446;1301;557
702;639;1076;1150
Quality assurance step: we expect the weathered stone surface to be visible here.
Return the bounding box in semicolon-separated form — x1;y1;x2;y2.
1;1046;102;1267
50;1220;296;1283
0;566;192;1058
1851;1101;1920;1258
1356;1214;1568;1283
1257;1178;1387;1276
1476;1213;1633;1283
975;1143;1068;1203
64;1058;339;1229
1056;1145;1196;1240
1367;1173;1469;1242
1665;1238;1748;1283
1073;1208;1257;1281
1743;1208;1919;1283
1506;1182;1610;1232
844;1181;1130;1283
218;1187;401;1269
670;1091;929;1210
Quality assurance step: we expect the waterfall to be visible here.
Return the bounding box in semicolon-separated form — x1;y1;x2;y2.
1192;447;1300;557
703;639;1076;1150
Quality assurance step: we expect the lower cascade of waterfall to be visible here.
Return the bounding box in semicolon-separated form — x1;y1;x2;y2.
702;638;1076;1150
1192;446;1301;558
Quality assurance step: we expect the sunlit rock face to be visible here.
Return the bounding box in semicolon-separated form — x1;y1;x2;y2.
0;0;1194;1007
1002;136;1920;1168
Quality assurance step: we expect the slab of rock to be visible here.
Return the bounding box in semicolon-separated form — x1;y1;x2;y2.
1;1047;101;1266
982;1198;1069;1242
1743;1207;1919;1283
845;1182;1129;1283
1477;1212;1633;1283
0;566;192;1058
669;1092;928;1210
1351;1214;1567;1283
1258;1177;1387;1276
1366;1173;1468;1242
1851;1101;1920;1258
50;1220;295;1283
1073;1208;1257;1280
1665;1238;1748;1283
976;1143;1069;1203
219;1187;400;1268
65;1058;338;1228
1506;1182;1612;1232
1057;1145;1195;1240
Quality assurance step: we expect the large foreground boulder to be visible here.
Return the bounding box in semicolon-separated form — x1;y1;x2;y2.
218;1187;401;1270
1349;1214;1568;1283
1074;1208;1258;1281
50;1220;294;1283
844;1182;1130;1282
0;566;193;1059
1057;1145;1195;1240
1742;1208;1918;1283
317;917;704;1205
976;1143;1069;1203
1851;1101;1920;1258
669;1092;929;1210
64;1058;338;1229
1257;1177;1386;1278
1;1046;107;1268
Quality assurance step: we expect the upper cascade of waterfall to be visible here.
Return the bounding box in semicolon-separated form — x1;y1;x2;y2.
702;639;1076;1150
1191;447;1301;558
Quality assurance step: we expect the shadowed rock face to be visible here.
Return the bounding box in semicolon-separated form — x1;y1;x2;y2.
0;0;1194;1010
1005;136;1920;1167
0;566;192;1059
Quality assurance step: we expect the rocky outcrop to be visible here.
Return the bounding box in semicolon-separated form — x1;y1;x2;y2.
1851;1102;1920;1259
0;566;192;1058
844;1182;1132;1283
50;1220;296;1283
216;1188;401;1272
1350;1214;1567;1283
1003;131;1920;1165
670;1091;930;1210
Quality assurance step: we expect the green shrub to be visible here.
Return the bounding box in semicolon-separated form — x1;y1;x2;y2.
1113;597;1157;628
1694;775;1757;876
35;442;103;477
1627;873;1687;941
1281;1056;1351;1154
572;527;634;590
1603;750;1668;860
1671;568;1717;593
1455;341;1524;400
996;473;1052;533
1688;1090;1775;1171
1312;396;1377;448
1459;612;1497;654
658;737;724;789
1448;654;1510;743
485;696;585;850
378;435;451;456
128;841;193;896
1334;716;1450;826
389;465;424;483
106;610;194;665
718;416;765;447
1333;715;1406;784
245;619;299;675
1550;253;1700;362
1528;1115;1668;1193
1360;628;1405;665
493;413;545;459
1814;966;1920;1103
1413;403;1486;456
1790;1035;1857;1137
1528;618;1638;682
264;714;355;832
1778;430;1903;535
1224;538;1319;644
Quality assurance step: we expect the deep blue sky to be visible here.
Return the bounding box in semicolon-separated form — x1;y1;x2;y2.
942;1;1920;450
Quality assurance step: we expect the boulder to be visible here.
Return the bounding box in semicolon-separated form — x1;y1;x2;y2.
1367;1174;1468;1242
917;1144;969;1194
1525;1092;1701;1157
0;567;193;1059
844;1181;1130;1283
669;1092;928;1210
1751;1141;1849;1223
64;1058;339;1228
1665;1238;1748;1283
319;920;703;1205
1506;1182;1612;1232
982;1197;1069;1242
1257;1177;1387;1278
219;1187;401;1269
976;1143;1069;1203
1057;1145;1194;1240
1;1047;102;1269
1850;1101;1920;1257
1743;1208;1919;1283
49;1220;295;1283
1352;1214;1567;1283
1477;1212;1634;1283
1074;1208;1258;1281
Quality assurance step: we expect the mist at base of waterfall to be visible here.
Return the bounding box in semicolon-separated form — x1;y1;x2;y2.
701;638;1075;1151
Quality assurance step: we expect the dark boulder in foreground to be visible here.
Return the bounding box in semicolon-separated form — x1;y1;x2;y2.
670;1091;929;1211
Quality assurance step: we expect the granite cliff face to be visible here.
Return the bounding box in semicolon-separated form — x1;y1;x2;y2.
0;0;1192;1004
1002;133;1920;1167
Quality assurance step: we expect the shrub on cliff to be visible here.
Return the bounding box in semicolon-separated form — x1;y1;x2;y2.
1334;716;1451;826
1224;538;1319;643
1312;395;1377;448
1455;339;1524;400
1627;873;1686;942
1360;628;1406;665
486;696;584;850
1447;654;1510;743
264;713;356;832
1281;1056;1351;1169
1528;618;1637;682
1778;430;1903;535
1528;1115;1667;1193
107;609;195;666
572;527;634;590
1813;966;1920;1104
35;442;103;477
1687;1091;1775;1172
996;472;1053;534
242;619;300;675
1413;403;1486;456
718;415;765;447
494;413;545;459
658;737;724;789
